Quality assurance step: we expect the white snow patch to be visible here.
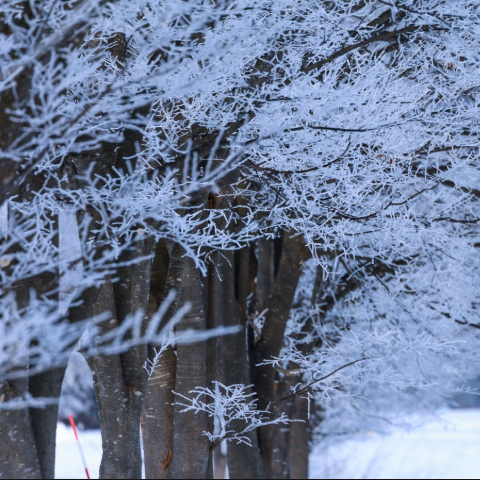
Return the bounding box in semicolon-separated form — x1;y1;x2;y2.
310;409;480;479
55;423;102;479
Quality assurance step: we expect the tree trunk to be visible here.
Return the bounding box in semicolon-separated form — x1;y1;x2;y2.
0;225;61;480
252;232;310;477
0;379;42;480
29;368;66;480
270;376;298;479
166;256;211;479
142;239;177;480
90;277;146;479
142;346;177;479
212;248;265;479
289;396;310;480
255;238;275;319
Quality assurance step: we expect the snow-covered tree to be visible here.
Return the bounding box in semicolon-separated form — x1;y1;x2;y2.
1;1;480;479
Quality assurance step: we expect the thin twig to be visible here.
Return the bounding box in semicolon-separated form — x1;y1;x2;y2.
280;358;371;401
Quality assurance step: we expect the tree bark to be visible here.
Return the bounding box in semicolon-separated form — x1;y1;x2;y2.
289;396;310;480
251;232;310;477
0;211;61;480
0;380;42;479
166;256;211;480
142;346;177;479
142;239;177;480
256;238;275;318
270;376;297;479
212;248;264;479
90;275;147;479
29;368;66;480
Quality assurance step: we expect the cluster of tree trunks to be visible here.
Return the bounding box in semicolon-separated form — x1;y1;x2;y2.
0;185;319;480
88;225;315;480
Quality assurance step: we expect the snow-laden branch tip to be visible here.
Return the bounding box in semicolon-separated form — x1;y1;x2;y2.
175;382;298;447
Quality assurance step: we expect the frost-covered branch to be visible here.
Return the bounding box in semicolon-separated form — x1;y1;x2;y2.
175;382;293;447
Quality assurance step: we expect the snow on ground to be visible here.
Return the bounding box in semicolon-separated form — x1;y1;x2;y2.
55;409;480;479
310;409;480;479
55;423;102;479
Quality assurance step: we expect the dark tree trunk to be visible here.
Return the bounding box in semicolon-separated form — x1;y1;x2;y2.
251;232;310;477
166;256;211;480
142;346;177;479
270;376;297;479
289;396;310;480
212;248;265;479
29;368;66;480
113;238;153;389
90;236;154;480
255;238;275;318
142;239;177;480
90;279;145;479
0;380;42;480
0;214;61;480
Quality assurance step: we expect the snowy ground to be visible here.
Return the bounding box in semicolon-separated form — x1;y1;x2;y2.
55;423;102;480
310;410;480;479
55;409;480;479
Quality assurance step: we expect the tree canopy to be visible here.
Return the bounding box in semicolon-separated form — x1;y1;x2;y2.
1;1;480;479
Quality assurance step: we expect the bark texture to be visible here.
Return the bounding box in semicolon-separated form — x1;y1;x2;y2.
142;346;177;479
166;256;211;480
142;240;177;480
90;269;148;479
270;377;297;479
252;232;310;477
213;249;264;479
289;396;310;480
29;369;66;480
0;380;41;480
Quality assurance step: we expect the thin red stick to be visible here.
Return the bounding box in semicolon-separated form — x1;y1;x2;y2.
69;415;91;480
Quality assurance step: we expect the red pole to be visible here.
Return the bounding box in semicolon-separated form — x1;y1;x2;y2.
69;414;91;479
